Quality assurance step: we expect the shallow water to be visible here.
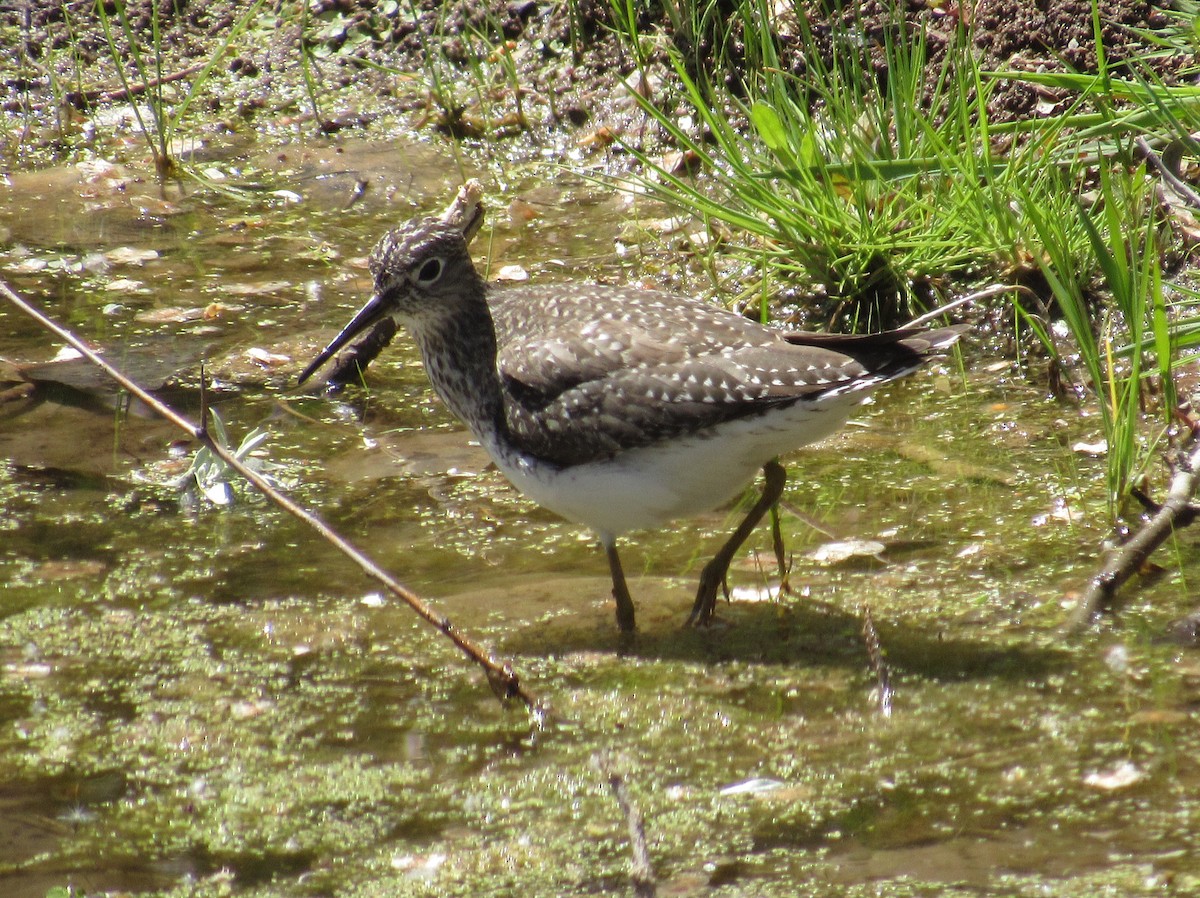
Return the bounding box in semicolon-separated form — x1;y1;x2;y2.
2;137;1200;898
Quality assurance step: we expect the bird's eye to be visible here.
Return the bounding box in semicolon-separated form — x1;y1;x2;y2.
416;257;443;284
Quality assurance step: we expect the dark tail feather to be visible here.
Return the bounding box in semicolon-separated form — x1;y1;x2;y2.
782;324;968;373
895;324;970;354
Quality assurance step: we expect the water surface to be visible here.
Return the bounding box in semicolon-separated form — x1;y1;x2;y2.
2;137;1199;898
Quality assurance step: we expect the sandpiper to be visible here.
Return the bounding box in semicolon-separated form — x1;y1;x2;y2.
300;216;965;631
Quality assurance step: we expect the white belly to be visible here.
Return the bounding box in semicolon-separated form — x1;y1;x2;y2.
484;397;861;541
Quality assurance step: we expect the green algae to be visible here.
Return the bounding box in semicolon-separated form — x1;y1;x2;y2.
4;147;1200;898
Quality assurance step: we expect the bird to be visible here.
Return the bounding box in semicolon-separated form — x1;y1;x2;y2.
299;215;966;632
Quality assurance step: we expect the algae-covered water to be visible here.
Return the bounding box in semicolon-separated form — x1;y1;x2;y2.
2;138;1200;897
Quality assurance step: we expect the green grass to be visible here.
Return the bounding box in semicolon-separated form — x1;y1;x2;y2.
606;0;1195;528
1007;3;1185;522
90;0;267;183
1018;162;1172;518
608;0;1095;325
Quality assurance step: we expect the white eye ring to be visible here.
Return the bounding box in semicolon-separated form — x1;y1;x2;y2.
416;257;443;284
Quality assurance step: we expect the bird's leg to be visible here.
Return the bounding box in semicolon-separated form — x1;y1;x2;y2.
769;502;792;595
604;541;638;632
687;460;788;627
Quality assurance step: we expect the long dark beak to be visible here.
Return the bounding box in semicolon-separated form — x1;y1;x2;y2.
297;291;392;386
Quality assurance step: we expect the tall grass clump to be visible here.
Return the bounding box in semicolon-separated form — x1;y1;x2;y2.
609;0;1200;532
1018;163;1177;519
607;0;1086;325
1002;4;1199;522
391;0;528;143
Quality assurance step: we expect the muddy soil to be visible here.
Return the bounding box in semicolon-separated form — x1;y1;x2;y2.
0;0;1185;159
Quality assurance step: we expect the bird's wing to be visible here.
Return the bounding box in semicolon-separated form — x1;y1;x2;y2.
488;285;886;466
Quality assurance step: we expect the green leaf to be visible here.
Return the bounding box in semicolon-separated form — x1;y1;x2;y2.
750;100;789;154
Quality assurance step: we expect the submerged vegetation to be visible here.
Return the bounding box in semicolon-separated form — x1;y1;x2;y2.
3;1;1200;896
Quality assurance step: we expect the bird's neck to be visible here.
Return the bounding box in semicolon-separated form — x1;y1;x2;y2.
412;295;506;442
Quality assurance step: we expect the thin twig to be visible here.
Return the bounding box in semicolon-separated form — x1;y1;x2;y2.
593;753;657;898
62;61;208;109
1135;136;1200;212
0;278;543;716
1069;426;1200;630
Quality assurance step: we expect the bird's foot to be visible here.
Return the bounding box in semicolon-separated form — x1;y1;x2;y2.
685;560;728;628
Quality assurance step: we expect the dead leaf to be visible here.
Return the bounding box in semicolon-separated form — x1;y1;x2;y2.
136;306;206;324
1072;440;1107;456
1032;497;1076;527
225;281;290;296
1082;761;1144;791
1129;709;1188;726
245;347;291;368
507;198;540;224
203;302;244;319
577;126;617;151
104;278;143;292
656;149;702;175
809;539;885;565
32;559;108;581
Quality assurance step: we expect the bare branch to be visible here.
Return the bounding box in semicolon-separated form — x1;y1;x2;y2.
1135;136;1200;212
903;282;1019;329
1069;426;1200;630
0;277;543;716
593;752;656;898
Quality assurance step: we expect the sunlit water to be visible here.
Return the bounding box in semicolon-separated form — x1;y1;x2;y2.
2;138;1199;898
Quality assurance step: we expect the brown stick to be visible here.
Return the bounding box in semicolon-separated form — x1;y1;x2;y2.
62;62;209;109
1068;428;1200;630
0;278;542;715
593;753;657;898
